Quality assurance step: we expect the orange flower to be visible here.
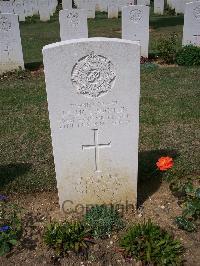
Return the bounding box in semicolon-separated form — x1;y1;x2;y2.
156;156;174;171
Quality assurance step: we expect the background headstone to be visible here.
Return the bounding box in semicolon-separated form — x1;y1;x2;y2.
183;1;200;46
154;0;164;15
62;0;72;9
122;5;149;57
108;0;118;18
13;0;25;21
99;0;108;12
42;38;140;210
0;13;24;74
59;9;88;41
24;0;34;17
77;0;96;18
39;0;50;21
137;0;150;6
118;0;134;12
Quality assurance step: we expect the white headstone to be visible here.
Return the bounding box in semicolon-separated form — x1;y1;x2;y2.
13;0;25;21
183;1;200;46
31;0;39;15
0;13;24;74
99;0;108;12
39;0;50;21
78;0;96;18
118;0;134;12
62;0;72;9
108;0;118;18
24;0;34;17
42;38;140;211
59;9;88;41
154;0;164;15
49;0;57;13
0;1;14;14
95;0;101;11
137;0;150;6
122;5;149;57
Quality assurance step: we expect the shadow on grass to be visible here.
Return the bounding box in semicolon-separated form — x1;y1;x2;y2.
137;149;179;207
150;15;184;29
0;163;32;188
25;61;43;71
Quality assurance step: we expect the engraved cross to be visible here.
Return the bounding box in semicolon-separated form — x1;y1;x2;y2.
82;129;111;173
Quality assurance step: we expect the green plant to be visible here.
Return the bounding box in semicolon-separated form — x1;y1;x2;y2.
176;45;200;66
43;221;90;256
84;205;124;239
171;181;200;232
157;33;179;63
0;195;22;256
120;220;183;265
175;216;196;232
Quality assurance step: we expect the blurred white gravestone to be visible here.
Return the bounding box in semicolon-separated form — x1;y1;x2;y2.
108;0;118;18
59;9;88;41
31;0;38;15
99;0;108;12
122;5;149;57
42;38;140;211
154;0;164;15
96;0;101;11
39;0;50;21
0;13;24;74
118;0;134;12
77;0;96;18
137;0;150;6
13;0;25;21
24;0;34;17
0;1;14;14
62;0;72;9
183;1;200;46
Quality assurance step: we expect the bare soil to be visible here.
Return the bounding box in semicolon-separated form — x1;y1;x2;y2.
1;182;200;266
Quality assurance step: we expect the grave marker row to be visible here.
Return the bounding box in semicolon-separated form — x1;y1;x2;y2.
0;0;58;22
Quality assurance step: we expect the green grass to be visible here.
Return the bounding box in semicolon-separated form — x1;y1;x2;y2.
0;9;199;194
0;66;199;193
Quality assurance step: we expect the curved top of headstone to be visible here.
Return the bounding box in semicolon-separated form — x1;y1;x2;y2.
42;37;140;51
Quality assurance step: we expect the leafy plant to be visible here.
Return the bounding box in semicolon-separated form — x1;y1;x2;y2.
176;45;200;66
157;33;179;63
120;220;183;265
43;221;90;256
84;205;124;239
171;181;200;232
0;195;22;256
175;216;196;232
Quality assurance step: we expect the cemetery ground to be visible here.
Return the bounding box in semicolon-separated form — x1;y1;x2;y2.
0;10;200;266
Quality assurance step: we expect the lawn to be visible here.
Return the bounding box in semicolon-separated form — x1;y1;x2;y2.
0;64;199;193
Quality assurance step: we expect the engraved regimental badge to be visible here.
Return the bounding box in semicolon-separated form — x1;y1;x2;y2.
129;9;142;23
66;12;79;27
71;52;116;98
